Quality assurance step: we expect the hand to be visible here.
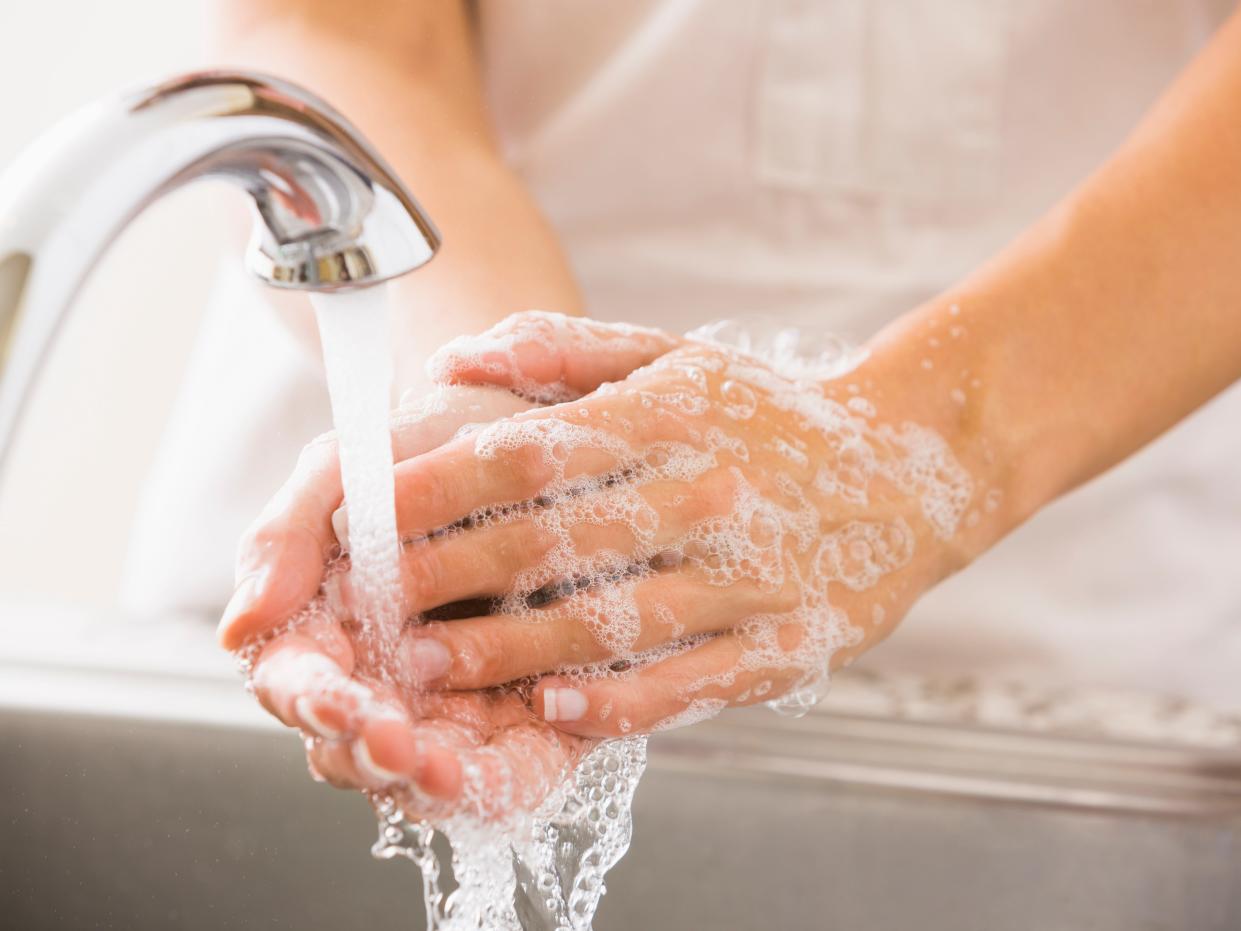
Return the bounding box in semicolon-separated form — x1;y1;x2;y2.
383;312;983;737
219;317;678;817
219;384;531;651
245;598;591;821
218;315;679;651
221;384;593;818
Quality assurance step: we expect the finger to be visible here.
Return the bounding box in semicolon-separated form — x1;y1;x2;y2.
390;421;623;540
250;630;356;728
219;386;531;651
428;311;680;402
532;628;821;738
357;715;462;797
333;703;499;805
390;372;730;541
302;697;463;795
310;691;586;818
409;570;794;691
390;385;532;459
398;518;558;617
392;455;740;618
308;689;510;798
399;716;587;819
219;436;342;651
305;738;370;789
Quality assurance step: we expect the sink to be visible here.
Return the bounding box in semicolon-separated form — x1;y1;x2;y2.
2;607;1240;930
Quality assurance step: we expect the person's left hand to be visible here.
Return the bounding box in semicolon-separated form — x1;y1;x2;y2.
380;312;978;738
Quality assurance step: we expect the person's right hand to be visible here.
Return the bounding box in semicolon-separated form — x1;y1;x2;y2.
219;384;531;652
218;383;596;819
244;597;593;820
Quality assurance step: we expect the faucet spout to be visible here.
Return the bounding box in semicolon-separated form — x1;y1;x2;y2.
0;70;441;470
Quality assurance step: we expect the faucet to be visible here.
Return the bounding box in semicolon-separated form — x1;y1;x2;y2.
0;70;440;469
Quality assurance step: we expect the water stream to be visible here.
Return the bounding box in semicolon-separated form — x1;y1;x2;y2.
311;288;403;648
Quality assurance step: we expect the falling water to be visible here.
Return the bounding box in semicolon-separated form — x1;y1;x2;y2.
311;287;403;648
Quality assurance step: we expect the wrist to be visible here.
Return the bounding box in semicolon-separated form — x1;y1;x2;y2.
845;296;1026;575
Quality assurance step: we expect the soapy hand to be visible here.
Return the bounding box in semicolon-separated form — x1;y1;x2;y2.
222;311;986;814
220;383;597;817
392;312;978;736
244;598;593;820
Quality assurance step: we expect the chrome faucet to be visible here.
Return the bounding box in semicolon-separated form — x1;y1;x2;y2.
0;70;440;469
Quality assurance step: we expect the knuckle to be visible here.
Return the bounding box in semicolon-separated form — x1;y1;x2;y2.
403;466;455;533
233;524;265;576
451;625;510;688
635;594;684;649
558;611;607;664
297;431;339;468
505;444;548;490
427;465;467;524
475;652;512;688
505;309;557;335
755;579;800;616
404;545;448;606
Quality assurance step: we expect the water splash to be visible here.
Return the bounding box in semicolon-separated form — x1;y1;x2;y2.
369;737;647;931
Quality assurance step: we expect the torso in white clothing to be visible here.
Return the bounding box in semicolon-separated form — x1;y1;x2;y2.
125;0;1241;708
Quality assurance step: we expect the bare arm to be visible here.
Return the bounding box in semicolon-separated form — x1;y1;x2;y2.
215;0;583;393
868;6;1241;566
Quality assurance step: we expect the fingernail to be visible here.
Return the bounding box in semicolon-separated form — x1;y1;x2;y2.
543;687;587;722
405;637;452;684
295;696;343;740
331;506;350;551
353;737;403;786
217;569;267;644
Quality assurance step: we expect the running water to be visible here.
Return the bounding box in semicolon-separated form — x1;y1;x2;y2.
311;288;403;647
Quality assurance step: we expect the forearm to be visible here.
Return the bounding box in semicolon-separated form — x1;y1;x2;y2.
214;1;583;392
863;8;1241;562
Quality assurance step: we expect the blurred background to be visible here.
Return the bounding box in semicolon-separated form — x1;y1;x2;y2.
0;0;221;610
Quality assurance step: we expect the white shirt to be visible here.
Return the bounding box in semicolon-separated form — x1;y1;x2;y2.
124;0;1241;709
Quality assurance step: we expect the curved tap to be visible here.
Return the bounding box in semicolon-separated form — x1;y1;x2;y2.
0;71;441;468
